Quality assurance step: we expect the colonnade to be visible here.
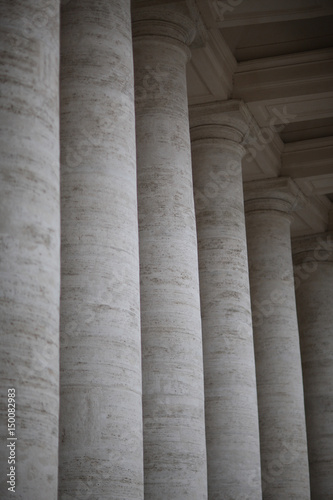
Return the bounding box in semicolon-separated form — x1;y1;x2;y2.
0;2;332;500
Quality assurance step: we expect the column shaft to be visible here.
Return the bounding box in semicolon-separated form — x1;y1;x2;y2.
293;232;333;499
245;178;310;499
0;2;60;498
133;8;207;499
190;106;262;500
59;1;143;499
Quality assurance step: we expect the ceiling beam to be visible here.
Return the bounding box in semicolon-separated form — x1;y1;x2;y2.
233;49;333;103
282;137;333;195
213;0;333;27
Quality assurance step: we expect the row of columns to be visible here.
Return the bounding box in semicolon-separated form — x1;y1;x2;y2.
0;2;332;500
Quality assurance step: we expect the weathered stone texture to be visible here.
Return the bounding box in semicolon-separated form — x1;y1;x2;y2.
0;1;60;499
133;8;207;499
245;179;311;500
59;1;143;499
293;232;333;500
191;111;262;500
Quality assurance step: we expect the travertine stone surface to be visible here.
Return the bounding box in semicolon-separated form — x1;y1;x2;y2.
133;8;207;499
190;103;262;500
59;1;143;499
293;232;333;500
0;2;60;499
245;178;310;500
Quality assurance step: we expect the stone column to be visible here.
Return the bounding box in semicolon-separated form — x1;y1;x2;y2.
293;231;333;499
59;1;143;499
245;178;310;499
190;102;262;500
0;2;60;499
133;8;207;500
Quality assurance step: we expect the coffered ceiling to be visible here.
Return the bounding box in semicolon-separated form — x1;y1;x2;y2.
186;0;333;236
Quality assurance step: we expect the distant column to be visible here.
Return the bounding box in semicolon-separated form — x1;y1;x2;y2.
293;231;333;500
133;7;207;499
190;101;262;500
59;1;143;499
245;178;311;500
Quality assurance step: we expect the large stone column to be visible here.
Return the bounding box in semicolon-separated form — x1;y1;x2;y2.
293;231;333;499
190;101;262;500
133;7;207;499
0;2;60;499
245;178;310;499
59;1;143;499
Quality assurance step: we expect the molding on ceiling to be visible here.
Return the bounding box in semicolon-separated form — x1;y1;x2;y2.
291;192;330;237
213;0;333;27
282;137;333;190
188;27;236;104
233;48;333;102
246;94;333;128
184;0;333;237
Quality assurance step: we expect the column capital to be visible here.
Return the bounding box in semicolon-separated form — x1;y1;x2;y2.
132;6;196;49
292;231;333;264
189;99;253;156
244;177;305;216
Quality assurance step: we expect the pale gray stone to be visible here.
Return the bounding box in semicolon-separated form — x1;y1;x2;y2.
0;1;60;499
59;1;143;499
133;7;207;500
293;232;333;500
190;104;262;500
245;178;311;500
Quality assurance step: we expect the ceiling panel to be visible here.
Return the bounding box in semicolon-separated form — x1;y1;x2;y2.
221;16;333;61
280;117;333;143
